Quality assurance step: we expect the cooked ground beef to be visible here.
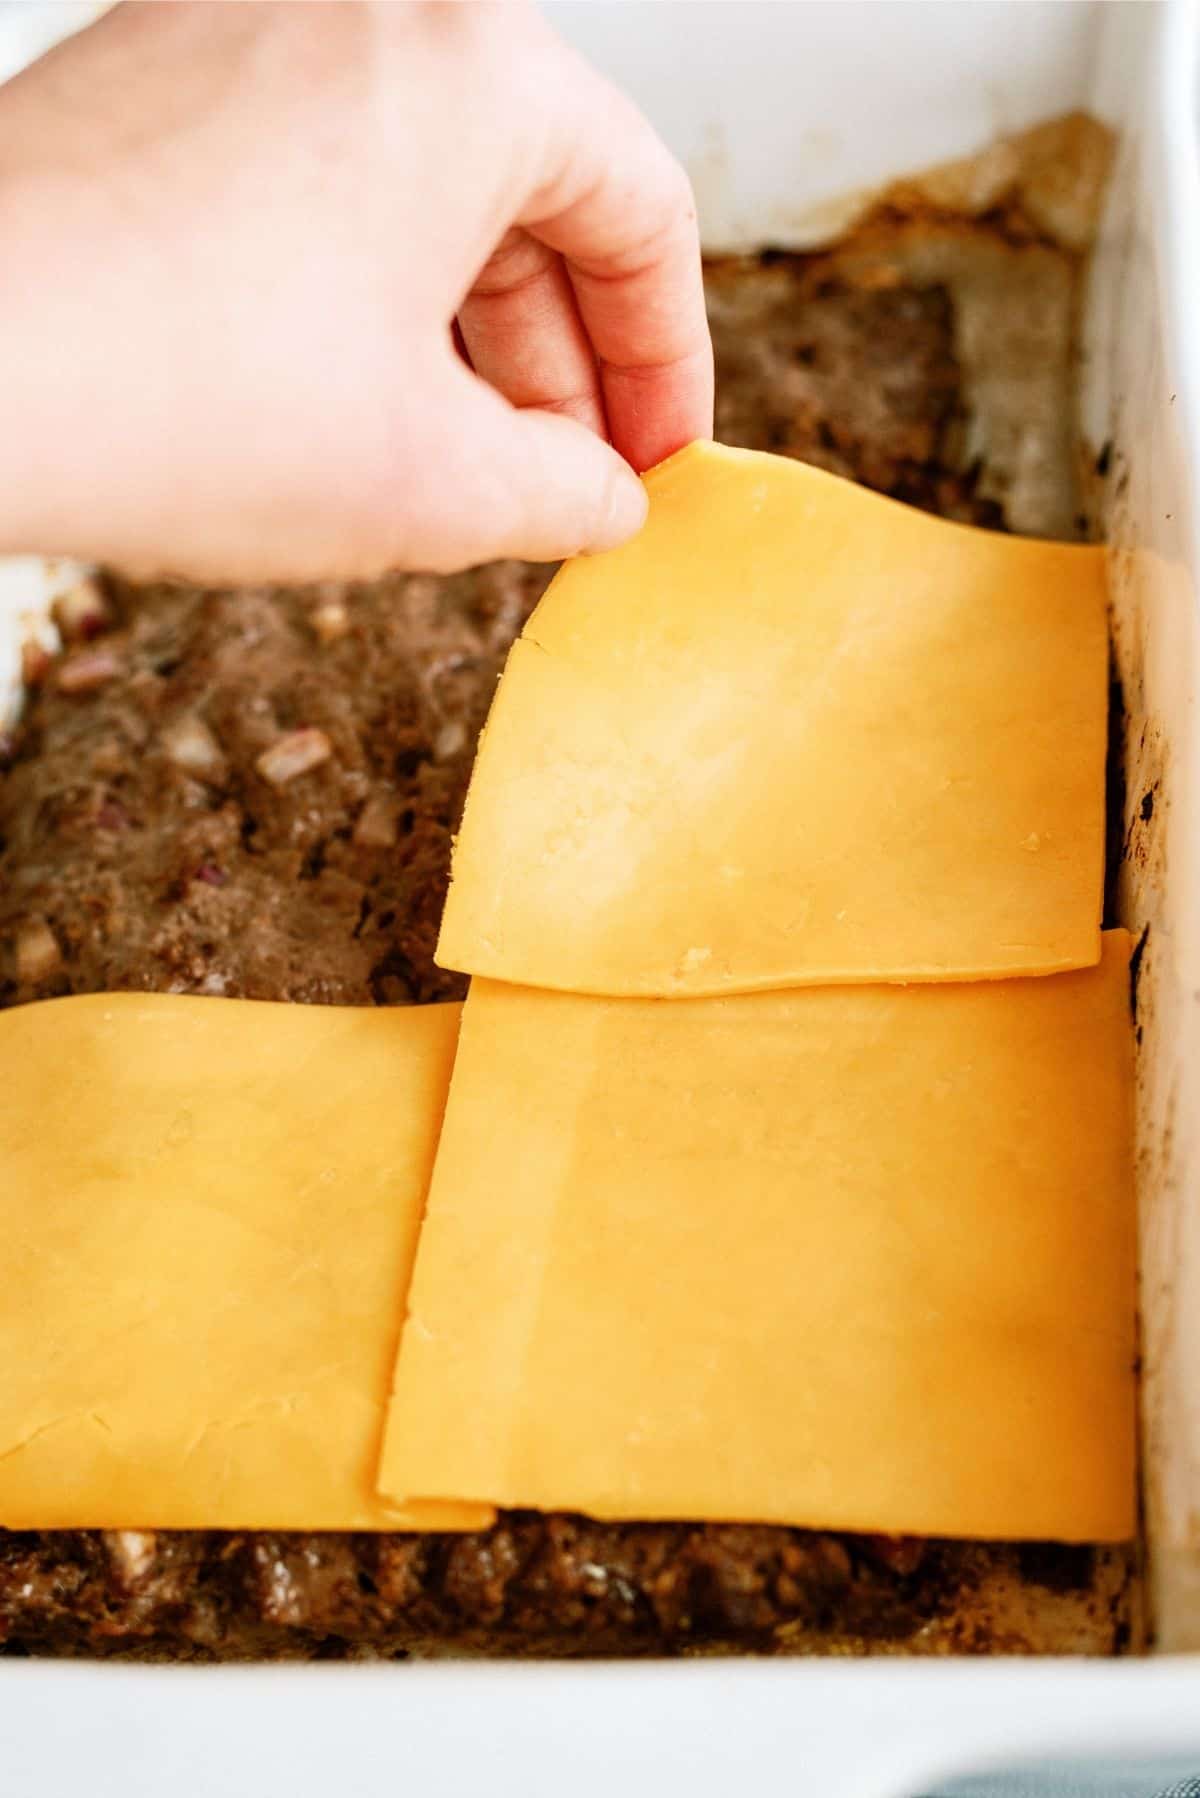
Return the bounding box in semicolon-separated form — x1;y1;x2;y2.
0;1522;1130;1661
0;239;1135;1659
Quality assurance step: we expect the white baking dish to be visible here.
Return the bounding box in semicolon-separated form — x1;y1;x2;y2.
2;3;1200;1793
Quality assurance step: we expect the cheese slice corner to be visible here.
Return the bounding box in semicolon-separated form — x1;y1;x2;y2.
437;440;1108;997
0;991;492;1533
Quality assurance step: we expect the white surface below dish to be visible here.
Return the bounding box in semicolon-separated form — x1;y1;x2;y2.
2;1659;1200;1798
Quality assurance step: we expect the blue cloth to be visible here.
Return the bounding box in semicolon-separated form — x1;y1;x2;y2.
923;1765;1200;1798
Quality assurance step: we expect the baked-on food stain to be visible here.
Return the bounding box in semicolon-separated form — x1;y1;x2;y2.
0;244;1135;1658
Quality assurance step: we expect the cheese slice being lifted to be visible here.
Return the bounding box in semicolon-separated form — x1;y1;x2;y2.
0;992;491;1532
381;933;1136;1542
437;441;1108;996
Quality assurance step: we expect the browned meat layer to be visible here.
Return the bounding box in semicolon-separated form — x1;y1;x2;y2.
0;248;1132;1659
0;560;546;1010
0;1521;1128;1661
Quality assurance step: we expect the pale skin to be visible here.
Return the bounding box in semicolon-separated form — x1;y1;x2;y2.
0;0;714;582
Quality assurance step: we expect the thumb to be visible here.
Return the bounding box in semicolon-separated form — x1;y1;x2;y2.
403;360;649;571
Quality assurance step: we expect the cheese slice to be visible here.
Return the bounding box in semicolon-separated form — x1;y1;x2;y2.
437;441;1108;996
0;992;492;1531
381;933;1136;1541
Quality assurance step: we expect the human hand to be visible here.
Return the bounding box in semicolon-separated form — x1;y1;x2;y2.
0;1;713;581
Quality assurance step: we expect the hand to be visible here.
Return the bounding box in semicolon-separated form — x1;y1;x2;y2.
0;1;713;581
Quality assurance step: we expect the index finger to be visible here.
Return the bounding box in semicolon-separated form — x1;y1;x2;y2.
520;51;714;474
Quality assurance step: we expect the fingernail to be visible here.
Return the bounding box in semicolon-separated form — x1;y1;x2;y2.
585;467;648;555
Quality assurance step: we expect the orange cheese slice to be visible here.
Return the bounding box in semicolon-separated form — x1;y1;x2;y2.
381;933;1135;1541
0;992;491;1532
437;441;1108;996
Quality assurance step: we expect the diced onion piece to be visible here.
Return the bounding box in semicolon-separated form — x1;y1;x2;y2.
311;600;350;644
434;719;468;760
161;713;226;782
255;727;333;786
354;792;398;848
105;1530;157;1587
51;578;112;643
56;648;121;694
15;916;61;984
